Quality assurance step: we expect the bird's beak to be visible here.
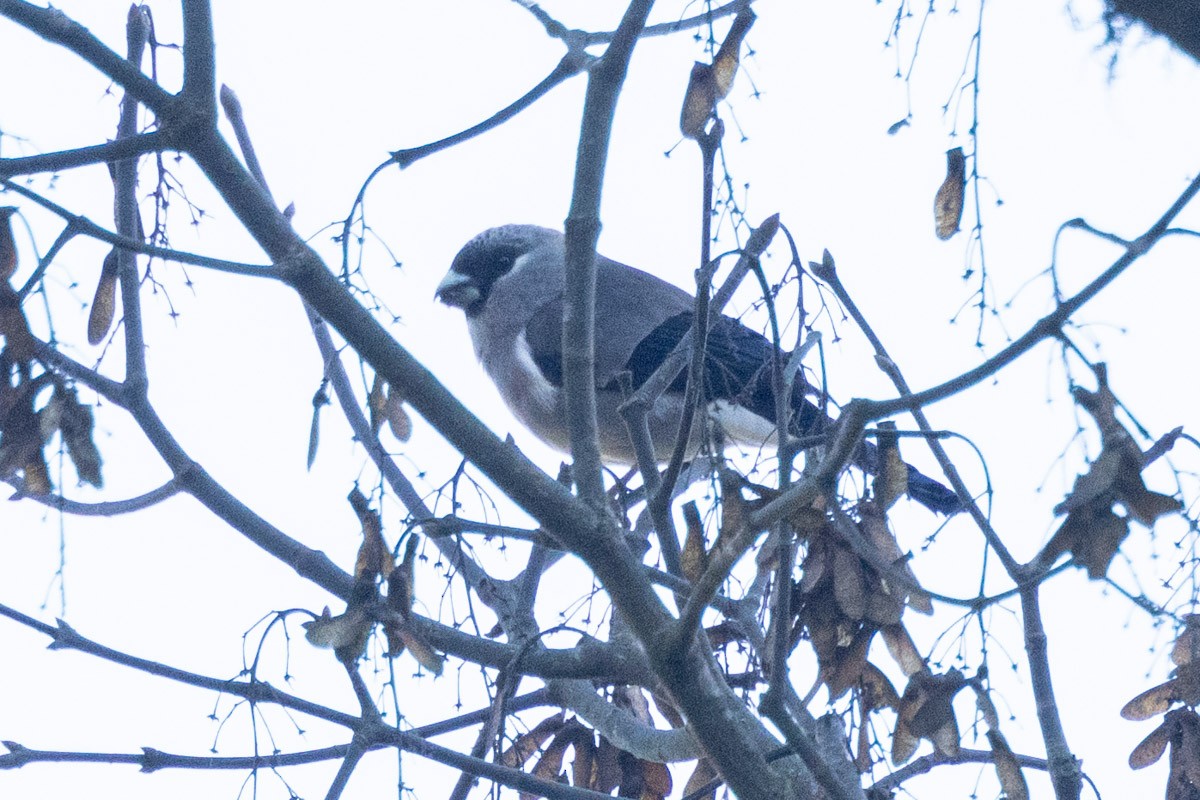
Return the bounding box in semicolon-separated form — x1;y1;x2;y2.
435;271;480;309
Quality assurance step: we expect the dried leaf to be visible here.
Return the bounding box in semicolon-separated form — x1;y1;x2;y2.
715;468;746;551
500;712;566;768
302;605;371;660
933;147;966;240
569;723;596;789
307;381;329;469
861;494;932;614
894;669;965;763
1045;501;1130;580
892;721;919;765
987;729;1029;800
348;488;392;580
797;536;829;594
1050;370;1180;579
864;580;905;627
594;736;622;794
832;545;866;620
87;250;119;345
859;662;900;712
1129;720;1172;769
522;726;573;800
680;63;716;139
826;627;873;700
0;379;48;489
20;452;51;495
0;285;35;362
1122;679;1182;721
641;760;672;800
384;383;412;442
391;626;443;675
1173;616;1200;667
55;386;102;488
682;758;717;800
678;9;754;139
873;422;907;511
711;8;754;99
368;373;386;436
680;500;708;583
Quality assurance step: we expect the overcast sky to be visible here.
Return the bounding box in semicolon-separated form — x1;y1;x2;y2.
3;1;1200;798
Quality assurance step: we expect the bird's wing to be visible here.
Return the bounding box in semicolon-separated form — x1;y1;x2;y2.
520;252;695;388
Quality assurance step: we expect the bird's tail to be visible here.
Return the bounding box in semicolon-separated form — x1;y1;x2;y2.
851;437;962;515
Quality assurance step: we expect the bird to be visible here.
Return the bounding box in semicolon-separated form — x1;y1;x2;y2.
435;224;961;515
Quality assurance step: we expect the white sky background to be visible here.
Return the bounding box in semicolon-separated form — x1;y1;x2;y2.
2;1;1200;798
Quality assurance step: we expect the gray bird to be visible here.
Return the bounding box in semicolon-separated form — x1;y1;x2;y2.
436;224;960;514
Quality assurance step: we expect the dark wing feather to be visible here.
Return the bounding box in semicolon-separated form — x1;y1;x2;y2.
622;311;825;434
626;312;961;514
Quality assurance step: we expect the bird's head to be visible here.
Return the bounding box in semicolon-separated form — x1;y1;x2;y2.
436;225;561;317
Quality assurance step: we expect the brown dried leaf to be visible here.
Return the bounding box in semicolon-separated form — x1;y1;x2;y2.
391;626;443;675
384;383;412;442
679;63;715;139
521;727;573;800
368;373;386;436
0;380;47;489
1045;500;1130;580
860;662;900;712
832;545;866;620
864;581;905;627
826;627;873;701
569;723;596;789
641;760;672;800
716;468;745;549
87;250;119;345
1122;679;1181;721
500;712;566;768
0;285;35;362
594;737;622;794
873;422;907;511
56;386;102;488
855;709;872;773
1130;719;1173;769
892;720;919;766
988;729;1029;800
682;758;717;800
384;536;420;658
861;504;932;614
21;452;51;495
680;500;708;584
302;606;371;660
933;147;966;240
895;669;965;761
711;8;754;99
797;537;829;594
348;488;392;580
1174;616;1200;667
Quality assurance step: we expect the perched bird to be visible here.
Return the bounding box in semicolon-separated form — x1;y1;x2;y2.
436;225;960;514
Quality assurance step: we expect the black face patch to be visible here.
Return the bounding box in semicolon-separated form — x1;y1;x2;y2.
448;234;527;317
